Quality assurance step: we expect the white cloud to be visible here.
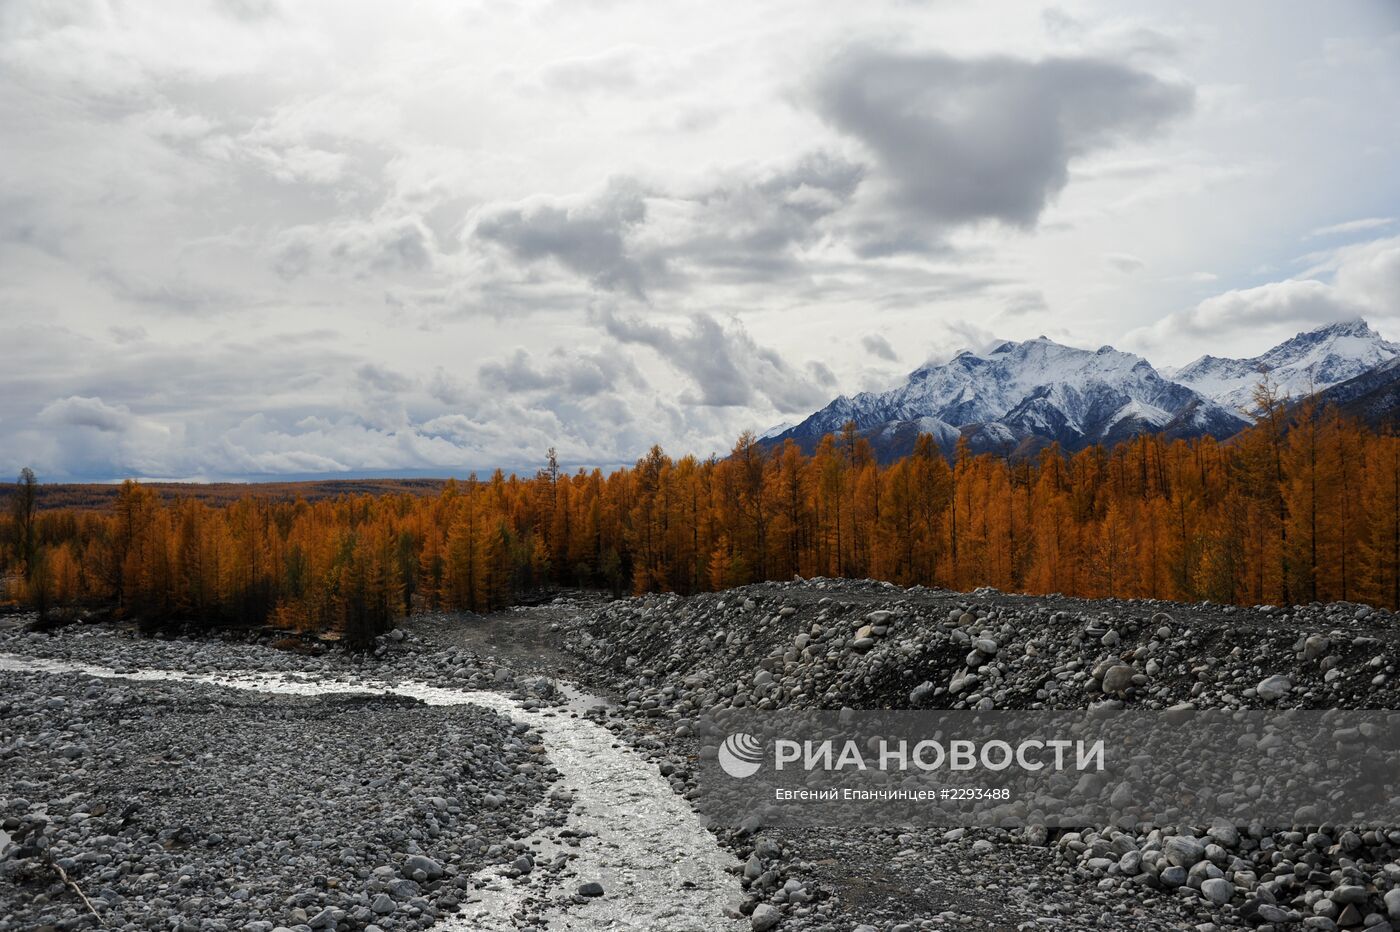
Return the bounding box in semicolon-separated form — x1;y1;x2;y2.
1308;217;1394;238
1;1;1398;478
39;397;151;434
1127;235;1400;357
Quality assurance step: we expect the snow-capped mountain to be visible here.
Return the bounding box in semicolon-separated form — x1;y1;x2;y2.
1167;319;1400;414
761;319;1399;462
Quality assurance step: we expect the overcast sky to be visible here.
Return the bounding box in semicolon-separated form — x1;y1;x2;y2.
3;0;1400;481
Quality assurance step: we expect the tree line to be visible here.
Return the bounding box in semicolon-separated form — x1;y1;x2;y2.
4;389;1398;644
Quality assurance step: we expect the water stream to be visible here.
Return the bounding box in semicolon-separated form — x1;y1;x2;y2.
0;653;743;931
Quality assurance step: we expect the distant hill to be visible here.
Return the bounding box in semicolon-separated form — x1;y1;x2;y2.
0;478;451;511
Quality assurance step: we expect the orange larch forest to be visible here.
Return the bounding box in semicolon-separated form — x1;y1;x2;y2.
4;391;1398;644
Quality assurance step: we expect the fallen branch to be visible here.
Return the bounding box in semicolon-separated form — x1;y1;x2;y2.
45;852;104;927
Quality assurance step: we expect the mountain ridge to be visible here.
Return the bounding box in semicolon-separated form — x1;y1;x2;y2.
760;318;1400;462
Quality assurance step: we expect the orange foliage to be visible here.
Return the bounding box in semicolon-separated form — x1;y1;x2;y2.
6;410;1400;639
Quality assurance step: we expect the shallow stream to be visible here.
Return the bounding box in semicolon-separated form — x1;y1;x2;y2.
0;653;743;931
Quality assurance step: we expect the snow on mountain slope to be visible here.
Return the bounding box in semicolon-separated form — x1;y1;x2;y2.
767;335;1250;460
758;421;795;440
761;320;1398;463
1170;319;1400;414
1108;399;1173;430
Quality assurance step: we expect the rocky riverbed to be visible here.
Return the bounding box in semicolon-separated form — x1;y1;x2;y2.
0;623;741;932
5;580;1400;931
0;668;559;931
547;580;1400;931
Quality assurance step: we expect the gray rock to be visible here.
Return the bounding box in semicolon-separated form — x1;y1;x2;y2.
751;903;782;931
1385;887;1400;920
1256;674;1293;702
1100;664;1136;695
308;907;338;930
1160;865;1187;888
578;881;605;897
1208;822;1240;849
1200;877;1233;905
1256;904;1297;923
404;854;444;880
1165;835;1207;867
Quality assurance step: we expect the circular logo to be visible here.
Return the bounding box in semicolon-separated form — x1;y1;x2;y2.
718;732;764;779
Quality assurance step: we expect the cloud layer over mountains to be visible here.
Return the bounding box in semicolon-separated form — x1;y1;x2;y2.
1;1;1398;479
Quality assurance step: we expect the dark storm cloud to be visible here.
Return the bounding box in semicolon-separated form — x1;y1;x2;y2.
809;47;1193;251
475;178;658;298
597;308;830;413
